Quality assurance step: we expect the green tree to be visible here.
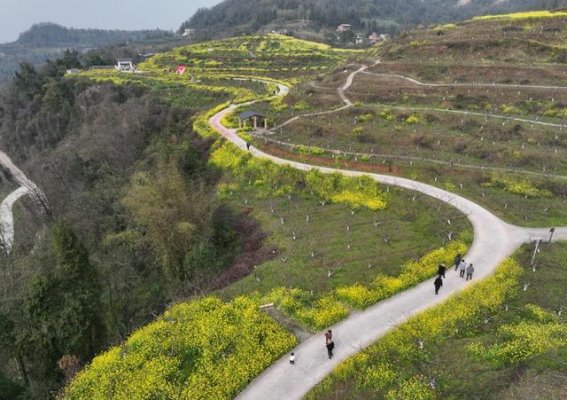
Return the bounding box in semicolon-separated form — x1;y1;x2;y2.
16;222;103;386
123;160;212;281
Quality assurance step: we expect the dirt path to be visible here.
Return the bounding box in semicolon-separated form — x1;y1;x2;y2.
362;70;567;90
286;68;567;130
208;72;567;400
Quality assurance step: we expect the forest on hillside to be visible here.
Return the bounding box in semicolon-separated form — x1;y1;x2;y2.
0;51;265;398
180;0;567;38
13;23;173;48
0;23;174;83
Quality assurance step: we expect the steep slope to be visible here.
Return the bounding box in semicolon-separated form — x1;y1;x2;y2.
180;0;567;40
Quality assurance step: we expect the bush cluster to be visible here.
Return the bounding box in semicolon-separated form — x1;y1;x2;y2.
482;174;552;198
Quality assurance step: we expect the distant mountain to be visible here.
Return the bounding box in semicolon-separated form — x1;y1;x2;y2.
0;23;174;83
179;0;567;40
13;22;173;48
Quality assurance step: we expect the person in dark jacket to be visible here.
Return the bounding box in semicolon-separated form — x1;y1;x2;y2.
437;264;446;278
434;276;443;295
324;329;332;344
454;253;462;271
326;341;335;359
466;263;475;281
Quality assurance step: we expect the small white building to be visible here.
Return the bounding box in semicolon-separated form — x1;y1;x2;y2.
115;59;134;72
182;28;196;37
336;24;352;33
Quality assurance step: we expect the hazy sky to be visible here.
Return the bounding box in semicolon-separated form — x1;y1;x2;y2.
0;0;222;44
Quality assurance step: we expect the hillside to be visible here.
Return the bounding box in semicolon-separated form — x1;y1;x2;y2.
0;34;472;398
0;23;174;83
1;13;566;400
260;10;567;227
180;0;567;41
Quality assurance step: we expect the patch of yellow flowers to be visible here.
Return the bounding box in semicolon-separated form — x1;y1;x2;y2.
265;241;467;330
336;241;467;309
473;11;567;21
468;304;567;366
64;296;297;399
210;142;389;211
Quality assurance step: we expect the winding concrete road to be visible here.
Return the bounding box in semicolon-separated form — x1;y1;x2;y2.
0;150;45;253
0;186;31;252
209;68;567;400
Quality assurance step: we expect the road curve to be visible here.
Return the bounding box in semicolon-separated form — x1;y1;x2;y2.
0;186;31;253
209;73;567;400
0;150;46;253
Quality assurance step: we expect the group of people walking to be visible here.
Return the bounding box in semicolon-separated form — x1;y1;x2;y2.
433;253;475;295
288;254;476;365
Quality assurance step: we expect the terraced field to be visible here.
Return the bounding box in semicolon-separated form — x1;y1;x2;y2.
61;13;567;400
246;13;567;226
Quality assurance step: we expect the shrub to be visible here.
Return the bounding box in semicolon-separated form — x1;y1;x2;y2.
357;363;397;390
500;104;522;115
405;114;420;125
357;113;374;123
482;174;552;198
380;109;393;121
296;145;325;155
386;375;436;400
352;127;364;136
293;100;310;111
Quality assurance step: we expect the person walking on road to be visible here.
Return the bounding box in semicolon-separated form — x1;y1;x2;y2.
246;142;251;151
437;264;446;278
289;352;295;365
454;253;462;271
326;341;335;359
459;259;467;278
434;275;443;295
466;263;475;281
324;330;332;344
